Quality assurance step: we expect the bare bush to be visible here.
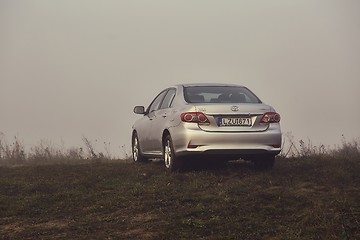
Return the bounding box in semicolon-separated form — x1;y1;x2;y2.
26;140;85;164
280;132;300;158
82;135;98;160
281;132;360;159
0;135;26;165
0;134;116;166
331;135;360;159
81;136;111;161
298;138;327;158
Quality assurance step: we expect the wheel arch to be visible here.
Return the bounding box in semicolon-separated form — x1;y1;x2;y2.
162;129;171;147
132;129;137;139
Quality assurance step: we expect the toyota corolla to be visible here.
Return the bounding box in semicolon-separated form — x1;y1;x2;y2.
132;84;281;171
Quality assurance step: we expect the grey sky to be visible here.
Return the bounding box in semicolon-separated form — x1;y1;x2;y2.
1;0;359;156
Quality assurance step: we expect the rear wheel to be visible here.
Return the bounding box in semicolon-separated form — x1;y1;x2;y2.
253;155;275;170
132;133;148;163
163;135;183;171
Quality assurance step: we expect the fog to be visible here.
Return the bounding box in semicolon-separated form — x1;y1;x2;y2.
1;0;359;157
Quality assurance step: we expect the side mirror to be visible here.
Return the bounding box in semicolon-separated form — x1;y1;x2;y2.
133;106;145;114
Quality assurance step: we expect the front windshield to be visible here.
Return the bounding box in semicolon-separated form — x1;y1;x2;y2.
184;86;262;104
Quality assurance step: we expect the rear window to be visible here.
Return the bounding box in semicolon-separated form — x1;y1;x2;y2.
184;86;262;104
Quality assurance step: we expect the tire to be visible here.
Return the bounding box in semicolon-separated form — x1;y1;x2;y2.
163;135;183;172
132;133;148;163
253;155;275;170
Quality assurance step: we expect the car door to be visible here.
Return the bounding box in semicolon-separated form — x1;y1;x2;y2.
141;89;168;154
148;88;177;153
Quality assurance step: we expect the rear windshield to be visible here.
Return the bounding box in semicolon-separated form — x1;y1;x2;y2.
184;86;262;104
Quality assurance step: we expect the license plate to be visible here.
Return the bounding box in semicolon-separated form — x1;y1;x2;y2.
218;117;252;126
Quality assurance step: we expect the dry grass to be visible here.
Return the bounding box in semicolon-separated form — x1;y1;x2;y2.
0;155;359;239
0;134;359;239
0;135;116;166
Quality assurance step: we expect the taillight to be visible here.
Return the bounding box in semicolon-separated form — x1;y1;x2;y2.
181;112;210;124
260;112;281;123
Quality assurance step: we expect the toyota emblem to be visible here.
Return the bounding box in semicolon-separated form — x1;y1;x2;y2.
231;106;239;112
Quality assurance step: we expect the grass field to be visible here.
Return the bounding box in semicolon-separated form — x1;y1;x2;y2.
0;155;359;240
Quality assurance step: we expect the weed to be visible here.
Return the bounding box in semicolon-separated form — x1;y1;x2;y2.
0;135;26;165
281;132;360;159
0;134;117;166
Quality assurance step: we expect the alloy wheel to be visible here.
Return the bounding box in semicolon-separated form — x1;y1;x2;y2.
133;136;139;162
164;139;172;169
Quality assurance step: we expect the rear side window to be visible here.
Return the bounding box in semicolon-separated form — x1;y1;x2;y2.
160;89;176;109
184;86;262;104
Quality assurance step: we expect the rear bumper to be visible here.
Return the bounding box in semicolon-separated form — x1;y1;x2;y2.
171;123;282;157
180;148;281;156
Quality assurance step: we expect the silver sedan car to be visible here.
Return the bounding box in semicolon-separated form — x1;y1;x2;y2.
132;84;281;171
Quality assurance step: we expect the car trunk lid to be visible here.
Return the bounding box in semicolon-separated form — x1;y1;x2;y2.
194;103;271;132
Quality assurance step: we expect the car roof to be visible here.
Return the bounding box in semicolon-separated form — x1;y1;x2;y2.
175;83;245;88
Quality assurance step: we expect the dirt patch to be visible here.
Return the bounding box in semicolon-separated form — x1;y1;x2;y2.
119;228;158;240
131;212;156;223
1;219;69;234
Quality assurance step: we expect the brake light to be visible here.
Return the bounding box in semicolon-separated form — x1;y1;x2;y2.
181;112;210;124
260;112;281;123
